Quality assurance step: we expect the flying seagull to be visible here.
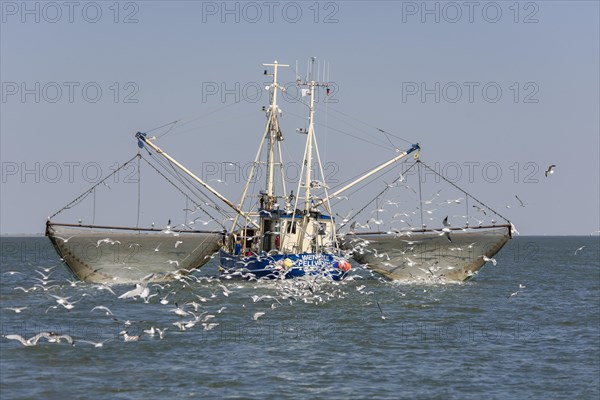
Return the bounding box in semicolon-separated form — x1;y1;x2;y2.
545;164;556;177
441;216;452;242
472;205;487;216
515;195;527;207
376;301;386;320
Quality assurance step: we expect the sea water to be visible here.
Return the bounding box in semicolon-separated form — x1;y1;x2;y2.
1;236;598;399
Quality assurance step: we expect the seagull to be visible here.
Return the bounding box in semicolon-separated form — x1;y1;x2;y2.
91;305;113;315
170;303;190;316
509;291;520;298
376;301;386;320
544;164;556;177
510;223;520;236
173;321;187;331
46;333;74;345
218;284;231;297
252;312;265;321
515;195;527;207
159;290;174;305
482;255;497;266
202;323;219;331
439;197;463;205
472;205;487;216
350;222;370;230
3;332;53;346
3;271;24;276
4;307;28;313
35;270;54;280
175;241;183;248
51;295;72;306
189;217;211;226
96;238;121;247
79;338;112;348
574;246;585;255
209;178;228;185
167;260;179;267
59;300;79;310
14;286;38;293
156;328;168;339
118;275;153;300
94;284;116;296
119;331;140;342
143;327;156;336
441;216;452;242
54;235;76;243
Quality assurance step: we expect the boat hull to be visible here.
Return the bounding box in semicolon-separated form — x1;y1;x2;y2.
219;249;349;280
342;226;511;282
46;223;222;283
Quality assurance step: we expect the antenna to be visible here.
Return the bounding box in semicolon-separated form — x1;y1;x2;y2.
317;60;320;83
295;60;299;81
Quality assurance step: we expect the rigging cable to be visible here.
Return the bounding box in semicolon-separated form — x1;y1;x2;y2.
139;154;227;229
418;160;510;224
327;106;415;145
417;162;425;228
136;152;141;228
342;161;419;228
49;154;140;220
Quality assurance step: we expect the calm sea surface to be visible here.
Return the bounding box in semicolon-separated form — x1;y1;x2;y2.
1;236;598;399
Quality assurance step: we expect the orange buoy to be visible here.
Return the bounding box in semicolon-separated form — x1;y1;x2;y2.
336;260;351;272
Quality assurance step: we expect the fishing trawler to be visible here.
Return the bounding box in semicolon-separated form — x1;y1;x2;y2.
136;60;420;280
46;59;513;283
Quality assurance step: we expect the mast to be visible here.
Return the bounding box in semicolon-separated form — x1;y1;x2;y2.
304;65;316;212
291;57;335;251
229;61;288;235
263;61;289;205
296;57;327;215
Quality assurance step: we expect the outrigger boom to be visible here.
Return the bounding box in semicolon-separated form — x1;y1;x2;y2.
135;132;260;229
314;143;420;208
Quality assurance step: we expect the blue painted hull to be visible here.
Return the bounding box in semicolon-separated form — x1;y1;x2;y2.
218;249;348;280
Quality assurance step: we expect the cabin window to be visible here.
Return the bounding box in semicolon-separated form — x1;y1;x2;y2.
318;223;326;235
286;221;297;234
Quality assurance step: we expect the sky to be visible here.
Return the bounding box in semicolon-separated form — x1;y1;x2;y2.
1;0;598;235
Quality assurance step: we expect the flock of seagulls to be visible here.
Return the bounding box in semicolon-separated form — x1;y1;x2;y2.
6;162;596;350
2;262;395;349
